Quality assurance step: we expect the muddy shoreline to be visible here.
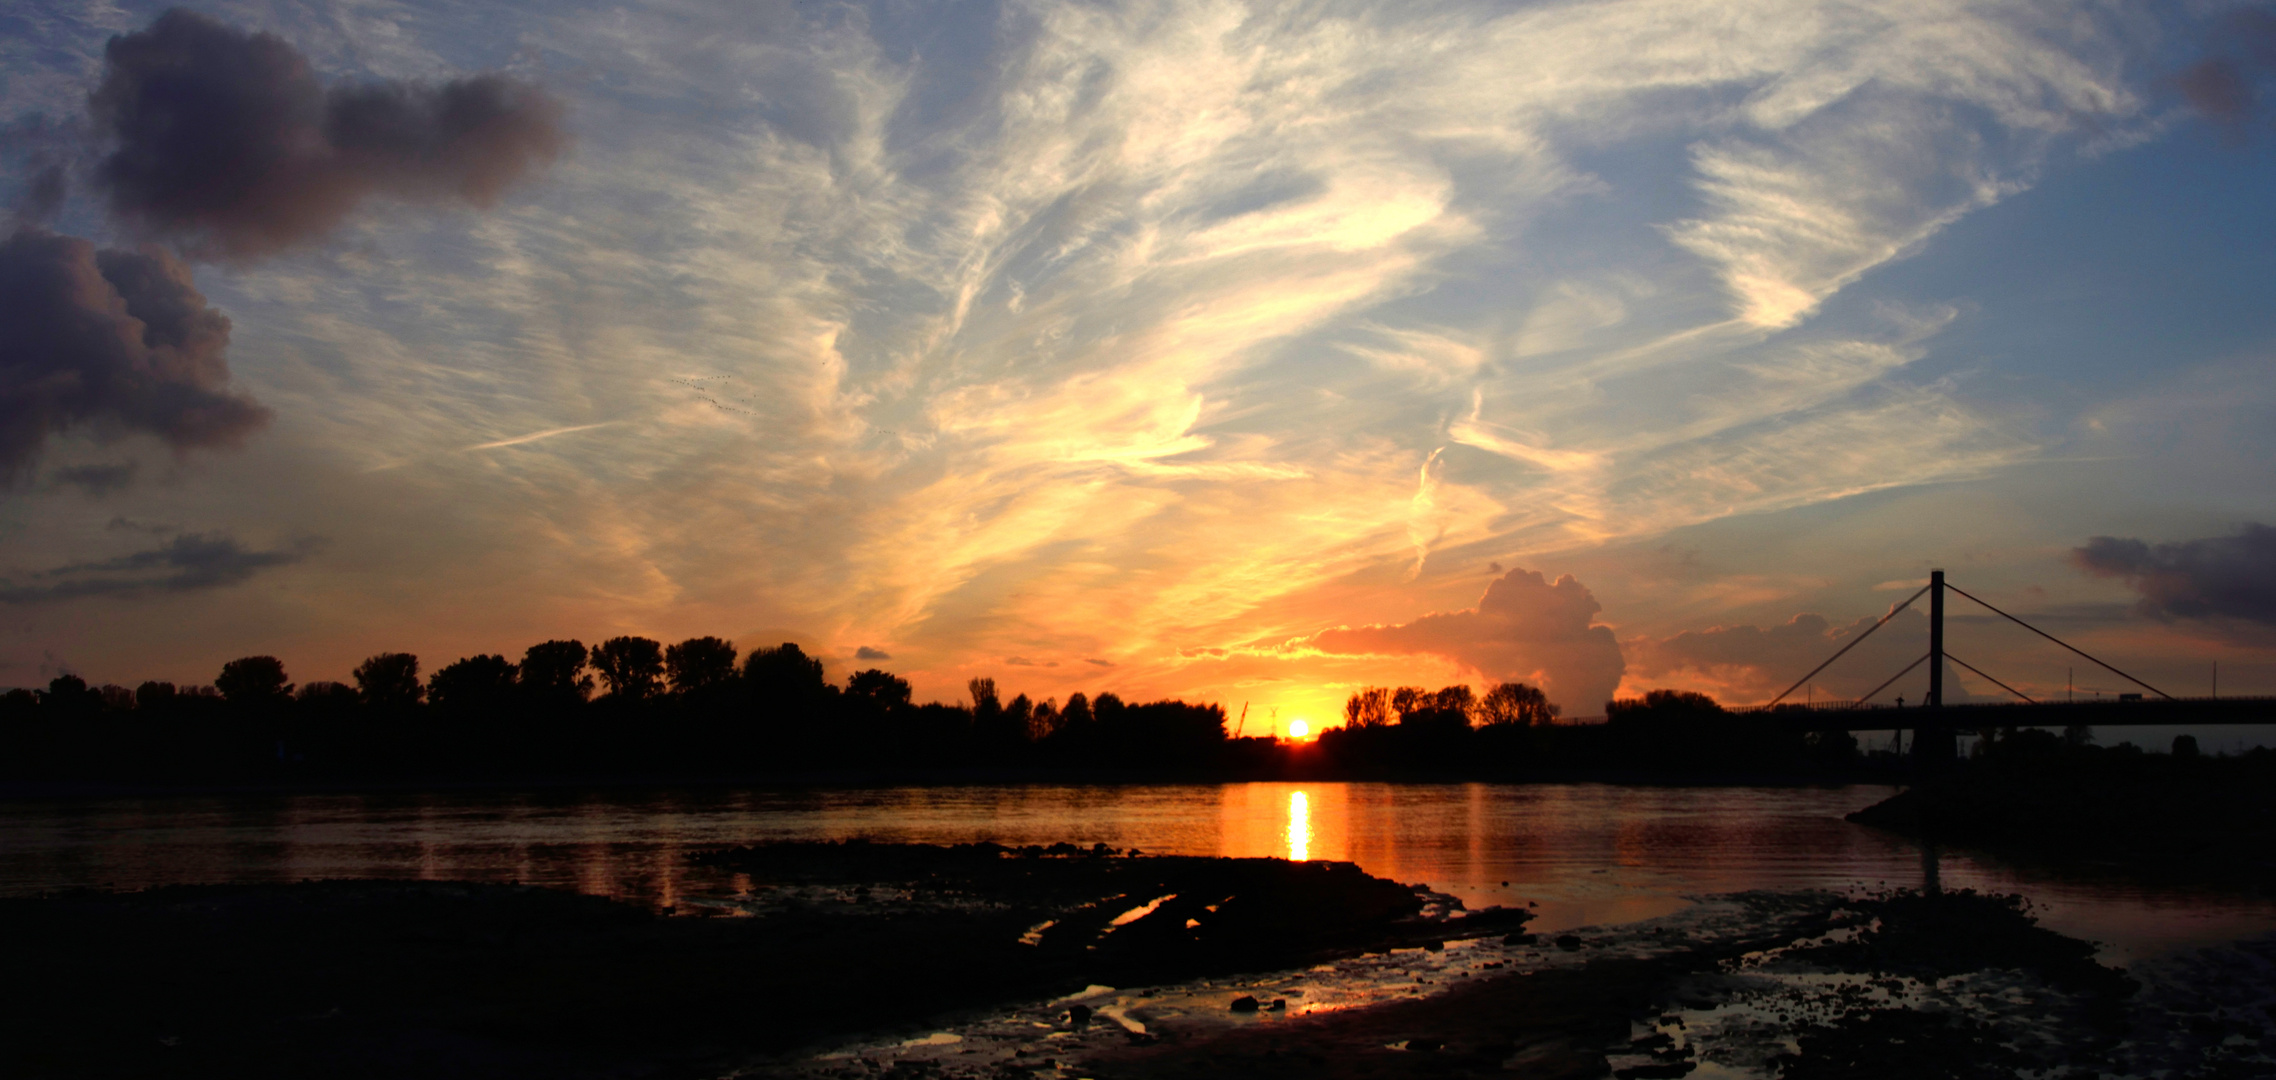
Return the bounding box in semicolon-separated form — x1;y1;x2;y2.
0;843;1521;1079
749;888;2274;1080
6;842;2272;1079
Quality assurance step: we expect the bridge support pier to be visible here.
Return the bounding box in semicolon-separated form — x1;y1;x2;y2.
1913;569;1959;763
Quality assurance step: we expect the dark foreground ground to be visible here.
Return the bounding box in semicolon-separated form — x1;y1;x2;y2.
5;842;2272;1080
0;842;1517;1079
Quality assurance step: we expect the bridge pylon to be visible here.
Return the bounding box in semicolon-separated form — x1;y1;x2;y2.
1914;568;1959;763
1927;569;1943;709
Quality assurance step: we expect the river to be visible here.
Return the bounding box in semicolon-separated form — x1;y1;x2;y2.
3;782;2269;964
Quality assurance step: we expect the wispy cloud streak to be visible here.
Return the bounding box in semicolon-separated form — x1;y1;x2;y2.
0;0;2177;703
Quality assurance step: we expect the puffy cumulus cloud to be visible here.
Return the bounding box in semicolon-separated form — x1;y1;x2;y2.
0;229;267;482
91;8;565;257
2074;525;2276;626
0;9;569;483
0;531;317;603
1304;568;1625;715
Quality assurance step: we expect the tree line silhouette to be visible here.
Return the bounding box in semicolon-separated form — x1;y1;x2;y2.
0;637;1250;782
0;641;2220;785
1315;684;1871;776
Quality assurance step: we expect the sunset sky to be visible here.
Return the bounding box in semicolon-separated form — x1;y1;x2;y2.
6;0;2276;740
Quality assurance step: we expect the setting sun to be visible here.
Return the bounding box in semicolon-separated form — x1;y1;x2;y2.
1287;718;1310;740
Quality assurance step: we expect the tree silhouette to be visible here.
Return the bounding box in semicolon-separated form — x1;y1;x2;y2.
1478;682;1557;726
37;675;100;715
665;637;738;693
846;668;912;708
352;653;423;708
1342;687;1392;728
1428;685;1476;722
1638;689;1721;713
1027;697;1062;741
1390;685;1475;735
592;636;665;700
1006;694;1035;740
519;640;593;703
428;654;518;711
215;656;291;704
1058;692;1094;735
295;681;360;723
134;681;177;711
744;643;825;701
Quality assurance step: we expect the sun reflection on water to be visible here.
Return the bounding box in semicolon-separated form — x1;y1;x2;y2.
1286;790;1311;861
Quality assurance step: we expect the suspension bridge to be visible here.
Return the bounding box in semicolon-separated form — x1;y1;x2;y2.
1735;570;2276;756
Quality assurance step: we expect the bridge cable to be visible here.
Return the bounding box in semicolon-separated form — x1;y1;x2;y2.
1942;583;2173;700
1942;653;2035;704
1852;653;1930;709
1765;584;1931;707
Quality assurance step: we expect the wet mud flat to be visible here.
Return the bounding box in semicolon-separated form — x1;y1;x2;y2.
9;841;2275;1080
746;890;2276;1080
0;841;1523;1079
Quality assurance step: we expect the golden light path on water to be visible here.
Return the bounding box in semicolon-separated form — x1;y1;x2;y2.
1286;790;1311;862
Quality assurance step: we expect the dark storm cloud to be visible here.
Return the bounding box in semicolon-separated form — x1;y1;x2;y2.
0;531;318;603
48;461;138;496
91;8;566;257
0;229;268;482
2073;524;2276;625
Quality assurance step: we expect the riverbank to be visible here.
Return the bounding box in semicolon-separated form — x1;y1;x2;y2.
739;887;2272;1079
0;843;1521;1079
8;837;2272;1079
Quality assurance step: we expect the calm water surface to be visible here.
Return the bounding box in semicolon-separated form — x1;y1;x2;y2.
2;783;2268;963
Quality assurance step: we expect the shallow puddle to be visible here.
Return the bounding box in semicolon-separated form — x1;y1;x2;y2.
738;890;2276;1080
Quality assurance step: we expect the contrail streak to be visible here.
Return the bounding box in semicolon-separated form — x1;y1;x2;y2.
464;422;618;452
